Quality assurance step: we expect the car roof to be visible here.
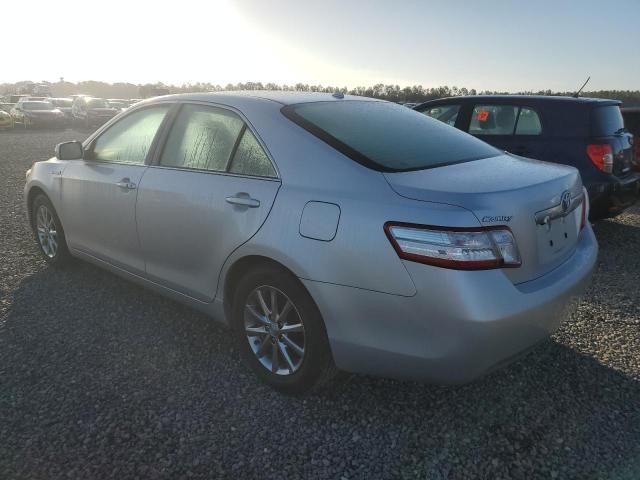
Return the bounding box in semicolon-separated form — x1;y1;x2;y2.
142;91;381;107
418;95;621;107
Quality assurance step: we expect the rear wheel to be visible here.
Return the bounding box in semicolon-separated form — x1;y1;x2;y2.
231;266;339;394
31;194;71;266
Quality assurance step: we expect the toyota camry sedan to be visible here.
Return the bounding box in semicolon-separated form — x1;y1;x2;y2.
24;92;597;393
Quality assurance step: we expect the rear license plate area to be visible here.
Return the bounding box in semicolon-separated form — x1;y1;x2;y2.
537;209;580;259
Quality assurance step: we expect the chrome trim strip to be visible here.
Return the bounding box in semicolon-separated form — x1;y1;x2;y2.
534;192;584;225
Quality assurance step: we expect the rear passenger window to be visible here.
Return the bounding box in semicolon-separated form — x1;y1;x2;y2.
229;129;276;178
160;104;244;171
421;105;460;126
469;105;518;135
515;108;542;135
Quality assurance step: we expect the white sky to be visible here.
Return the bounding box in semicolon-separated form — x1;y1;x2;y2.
4;0;639;91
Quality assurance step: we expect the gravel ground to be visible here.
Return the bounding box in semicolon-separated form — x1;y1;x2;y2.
1;128;639;480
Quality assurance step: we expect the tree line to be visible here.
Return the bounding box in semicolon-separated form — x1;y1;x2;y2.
2;80;639;106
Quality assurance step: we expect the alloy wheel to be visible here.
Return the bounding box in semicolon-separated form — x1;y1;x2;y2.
244;285;306;375
36;205;58;258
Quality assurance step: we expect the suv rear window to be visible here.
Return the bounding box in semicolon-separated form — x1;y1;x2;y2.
282;101;499;172
592;105;624;136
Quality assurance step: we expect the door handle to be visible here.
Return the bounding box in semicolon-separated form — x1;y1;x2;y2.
115;179;137;190
225;195;260;208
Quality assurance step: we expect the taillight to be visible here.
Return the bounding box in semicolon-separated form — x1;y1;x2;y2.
586;144;614;173
384;222;521;270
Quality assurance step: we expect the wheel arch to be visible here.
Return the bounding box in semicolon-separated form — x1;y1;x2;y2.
26;185;48;227
222;255;302;321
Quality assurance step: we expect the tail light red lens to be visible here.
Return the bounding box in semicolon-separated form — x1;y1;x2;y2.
384;222;521;270
586;144;614;173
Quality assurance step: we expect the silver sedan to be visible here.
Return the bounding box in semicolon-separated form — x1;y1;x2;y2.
24;92;598;393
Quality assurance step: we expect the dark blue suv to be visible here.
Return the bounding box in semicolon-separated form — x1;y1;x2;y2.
415;96;639;219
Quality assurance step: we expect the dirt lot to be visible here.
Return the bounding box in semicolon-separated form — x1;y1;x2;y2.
1;128;639;479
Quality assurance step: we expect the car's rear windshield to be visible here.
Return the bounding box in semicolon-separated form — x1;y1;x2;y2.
282;100;500;172
591;105;625;136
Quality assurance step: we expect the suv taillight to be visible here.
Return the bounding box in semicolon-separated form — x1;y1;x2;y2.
587;144;614;173
384;222;521;270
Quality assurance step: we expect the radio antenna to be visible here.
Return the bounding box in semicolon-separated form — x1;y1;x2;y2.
573;76;590;98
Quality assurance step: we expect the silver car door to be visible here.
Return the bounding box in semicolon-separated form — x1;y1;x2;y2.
60;105;172;274
135;103;280;302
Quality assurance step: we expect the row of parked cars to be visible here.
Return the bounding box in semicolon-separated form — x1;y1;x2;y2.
0;95;141;129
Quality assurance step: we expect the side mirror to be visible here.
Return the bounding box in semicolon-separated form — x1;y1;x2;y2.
55;141;84;160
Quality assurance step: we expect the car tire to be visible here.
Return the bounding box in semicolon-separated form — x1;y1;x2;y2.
31;194;72;266
231;265;340;394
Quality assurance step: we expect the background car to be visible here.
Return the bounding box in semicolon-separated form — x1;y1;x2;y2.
48;98;74;124
622;107;640;171
71;96;120;128
0;102;15;113
107;98;131;111
3;94;29;104
10;100;65;128
23;92;596;393
0;109;13;129
415;96;640;219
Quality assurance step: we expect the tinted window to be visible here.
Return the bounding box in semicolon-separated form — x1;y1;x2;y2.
469;105;519;135
283;101;498;172
91;106;169;164
515;107;542;135
592;106;624;136
160;104;244;171
420;104;460;126
229;129;276;177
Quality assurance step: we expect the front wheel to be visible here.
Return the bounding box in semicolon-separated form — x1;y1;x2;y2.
231;266;339;394
31;194;71;266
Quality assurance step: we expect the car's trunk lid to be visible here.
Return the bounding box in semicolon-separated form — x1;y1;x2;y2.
384;154;584;284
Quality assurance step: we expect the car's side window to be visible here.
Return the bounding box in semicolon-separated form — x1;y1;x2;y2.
421;104;460;127
228;128;276;178
91;106;170;164
515;107;542;135
159;104;244;172
469;105;519;135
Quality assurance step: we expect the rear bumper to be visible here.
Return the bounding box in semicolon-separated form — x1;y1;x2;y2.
303;226;597;383
588;173;640;216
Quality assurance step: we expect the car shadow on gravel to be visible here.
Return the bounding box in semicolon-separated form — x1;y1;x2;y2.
1;260;640;479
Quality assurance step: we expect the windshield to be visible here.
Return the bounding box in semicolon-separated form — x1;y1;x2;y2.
23;101;54;110
592;105;625;136
282;100;499;172
87;99;109;108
